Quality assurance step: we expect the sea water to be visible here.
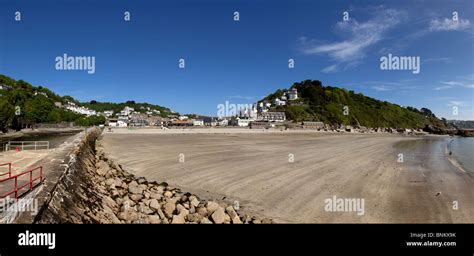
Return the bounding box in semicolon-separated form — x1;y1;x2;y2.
448;137;474;173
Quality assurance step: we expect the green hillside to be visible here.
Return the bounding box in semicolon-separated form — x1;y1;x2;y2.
0;74;172;132
263;80;447;129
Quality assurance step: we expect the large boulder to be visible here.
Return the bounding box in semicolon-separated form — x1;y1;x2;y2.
211;207;226;224
206;201;220;215
163;202;176;218
171;214;185;224
149;199;161;212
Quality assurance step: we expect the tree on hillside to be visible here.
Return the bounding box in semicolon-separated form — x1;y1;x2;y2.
420;108;436;118
0;97;14;132
24;96;54;123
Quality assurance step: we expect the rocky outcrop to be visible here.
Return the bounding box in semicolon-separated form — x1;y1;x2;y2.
456;129;474;137
37;129;272;224
423;125;458;135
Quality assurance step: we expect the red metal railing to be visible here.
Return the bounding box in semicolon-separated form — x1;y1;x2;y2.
0;163;12;178
0;165;43;199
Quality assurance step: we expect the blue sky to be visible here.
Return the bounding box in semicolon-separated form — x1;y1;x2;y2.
0;0;473;119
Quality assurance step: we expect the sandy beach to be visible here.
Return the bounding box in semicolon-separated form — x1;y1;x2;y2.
100;128;474;223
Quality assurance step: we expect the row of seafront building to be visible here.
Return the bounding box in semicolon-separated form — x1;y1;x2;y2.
105;88;299;128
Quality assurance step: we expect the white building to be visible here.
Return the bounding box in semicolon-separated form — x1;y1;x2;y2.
288;88;298;100
103;110;114;117
0;84;12;91
237;118;253;127
34;91;48;97
258;112;286;122
273;98;286;106
193;119;204;126
120;106;135;116
108;119;118;127
65;104;97;116
218;119;228;126
117;119;128;127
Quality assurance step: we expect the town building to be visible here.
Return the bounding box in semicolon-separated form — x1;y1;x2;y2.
129;113;149;126
258;112;286;122
236;118;253;127
117;118;128;127
193;119;204;126
103;110;114;117
203;117;218;126
108;119;118;127
218;119;228;126
147;116;164;126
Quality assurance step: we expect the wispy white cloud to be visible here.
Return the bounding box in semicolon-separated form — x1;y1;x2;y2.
434;85;454;91
321;64;338;73
357;80;421;91
300;9;403;72
429;18;471;31
372;85;394;91
435;81;474;90
447;100;466;106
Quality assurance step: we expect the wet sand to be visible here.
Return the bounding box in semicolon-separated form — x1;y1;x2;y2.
101;129;474;223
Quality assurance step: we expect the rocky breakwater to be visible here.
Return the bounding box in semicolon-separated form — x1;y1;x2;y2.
37;129;272;224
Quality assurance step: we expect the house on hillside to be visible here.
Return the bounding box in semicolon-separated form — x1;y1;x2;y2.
273;98;286;106
103;110;114;117
120;106;134;116
0;84;13;91
288;88;298;100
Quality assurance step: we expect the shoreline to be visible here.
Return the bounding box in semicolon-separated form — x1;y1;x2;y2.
445;139;469;174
